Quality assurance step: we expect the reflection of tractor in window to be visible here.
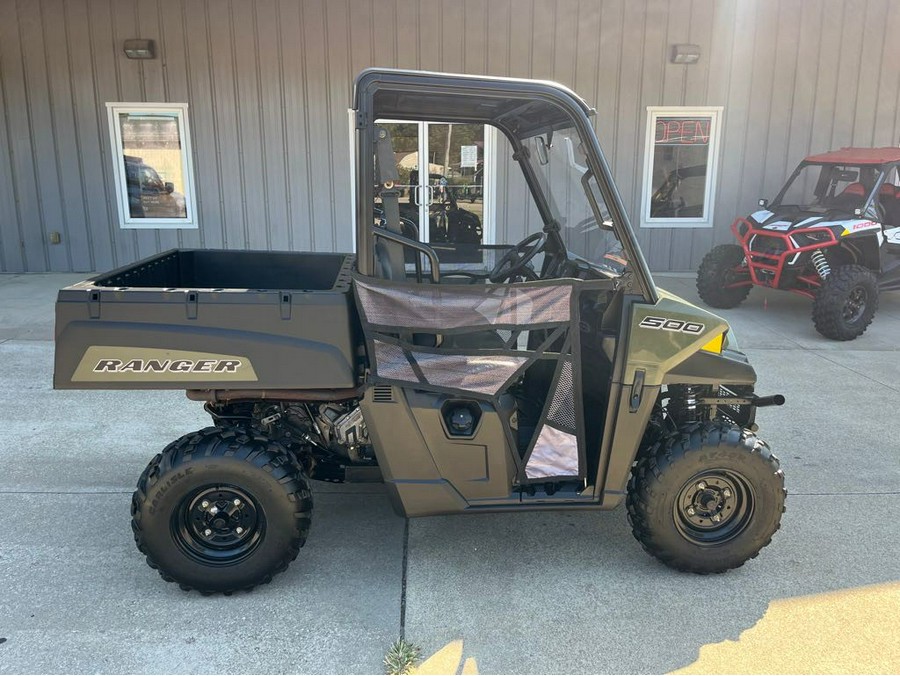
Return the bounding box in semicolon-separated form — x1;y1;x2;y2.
401;170;483;244
123;155;186;219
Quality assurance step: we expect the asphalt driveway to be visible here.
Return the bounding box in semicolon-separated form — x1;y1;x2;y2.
0;272;897;674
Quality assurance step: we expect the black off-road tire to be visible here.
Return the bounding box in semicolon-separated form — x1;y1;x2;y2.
696;244;752;308
811;264;879;341
627;422;785;574
131;427;312;594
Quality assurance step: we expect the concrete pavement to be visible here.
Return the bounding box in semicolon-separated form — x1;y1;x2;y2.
0;272;898;674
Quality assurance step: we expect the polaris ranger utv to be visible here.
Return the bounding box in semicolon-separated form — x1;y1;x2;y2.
54;69;786;593
697;147;900;340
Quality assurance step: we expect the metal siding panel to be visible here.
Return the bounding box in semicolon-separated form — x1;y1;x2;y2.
463;0;488;75
255;0;290;252
13;0;60;272
596;0;624;168
113;0;155;262
278;0;311;252
506;1;534;238
485;0;509;76
40;0;91;271
733;0;778;251
637;0;673;272
299;0;333;252
207;0;245;250
612;0;646;247
418;0;440;72
231;0;269;250
158;0;200;250
486;0;511;242
808;2;847;153
646;0;686;271
531;0;556;82
680;0;717;270
0;1;26;273
324;0;351;251
852;0;888;146
760;0;802;200
703;0;738;259
441;0;464;74
708;0;755;270
395;0;420;69
63;0;116;270
783;1;824;188
134;0;167;258
372;0;398;69
830;0;867;148
143;0;183;254
105;0;142;265
873;1;900;147
181;0;222;249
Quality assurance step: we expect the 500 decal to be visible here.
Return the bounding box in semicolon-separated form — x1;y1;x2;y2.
639;316;705;334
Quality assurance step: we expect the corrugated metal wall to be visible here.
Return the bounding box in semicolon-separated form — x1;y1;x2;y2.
1;0;899;273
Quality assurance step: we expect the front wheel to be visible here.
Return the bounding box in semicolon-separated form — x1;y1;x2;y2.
626;422;785;574
696;244;752;308
812;264;879;340
131;427;312;593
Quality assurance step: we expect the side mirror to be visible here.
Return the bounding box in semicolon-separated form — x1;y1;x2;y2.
758;198;769;208
165;182;175;194
535;136;550;166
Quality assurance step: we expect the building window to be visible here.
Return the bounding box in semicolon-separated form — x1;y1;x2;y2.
106;103;197;229
641;106;723;228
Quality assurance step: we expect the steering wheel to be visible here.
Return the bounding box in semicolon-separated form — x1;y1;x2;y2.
489;232;547;283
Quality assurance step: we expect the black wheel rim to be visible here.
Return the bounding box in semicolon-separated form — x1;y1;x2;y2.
674;470;755;546
172;485;265;565
843;286;868;324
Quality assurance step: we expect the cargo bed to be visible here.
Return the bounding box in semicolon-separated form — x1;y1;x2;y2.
54;249;361;391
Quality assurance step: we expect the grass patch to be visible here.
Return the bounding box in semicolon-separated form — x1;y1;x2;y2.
383;637;422;675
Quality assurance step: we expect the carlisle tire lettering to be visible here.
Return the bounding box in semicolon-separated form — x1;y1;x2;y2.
639;316;705;334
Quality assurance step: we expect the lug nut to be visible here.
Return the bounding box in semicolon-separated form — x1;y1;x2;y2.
204;528;212;536
201;500;209;508
697;481;707;490
723;489;732;498
209;506;219;515
233;499;241;507
687;507;696;516
712;514;722;523
236;527;244;534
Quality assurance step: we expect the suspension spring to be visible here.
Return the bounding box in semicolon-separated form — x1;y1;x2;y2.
669;384;704;425
811;249;831;279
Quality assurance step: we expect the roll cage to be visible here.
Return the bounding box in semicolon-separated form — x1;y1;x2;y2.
352;68;657;303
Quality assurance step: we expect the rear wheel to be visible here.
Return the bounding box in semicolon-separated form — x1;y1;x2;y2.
131;427;312;593
697;244;752;308
812;264;879;340
627;422;785;574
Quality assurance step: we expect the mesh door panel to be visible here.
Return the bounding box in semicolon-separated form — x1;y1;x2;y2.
412;352;528;395
355;278;571;329
545;359;577;432
525;425;579;478
372;341;419;383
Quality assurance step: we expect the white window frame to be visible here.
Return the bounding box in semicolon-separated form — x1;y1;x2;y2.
640;106;723;229
106;102;198;229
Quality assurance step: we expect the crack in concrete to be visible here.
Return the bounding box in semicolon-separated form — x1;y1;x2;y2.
810;350;900;393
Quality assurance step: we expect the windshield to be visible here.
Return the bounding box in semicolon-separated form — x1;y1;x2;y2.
521;125;627;276
774;163;882;213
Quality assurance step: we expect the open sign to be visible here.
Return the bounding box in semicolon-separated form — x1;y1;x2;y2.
655;117;711;146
